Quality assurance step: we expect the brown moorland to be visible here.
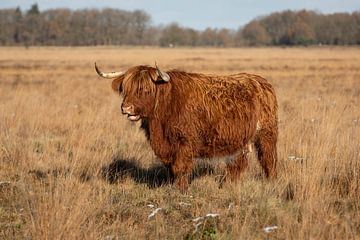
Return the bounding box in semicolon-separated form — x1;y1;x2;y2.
0;46;359;239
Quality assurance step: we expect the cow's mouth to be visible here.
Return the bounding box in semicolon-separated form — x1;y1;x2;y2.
127;114;140;121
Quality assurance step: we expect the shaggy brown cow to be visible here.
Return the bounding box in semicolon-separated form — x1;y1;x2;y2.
95;63;278;192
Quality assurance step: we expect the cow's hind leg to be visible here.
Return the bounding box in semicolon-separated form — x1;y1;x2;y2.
225;149;249;182
254;128;277;178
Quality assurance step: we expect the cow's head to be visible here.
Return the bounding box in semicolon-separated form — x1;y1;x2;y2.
95;63;170;121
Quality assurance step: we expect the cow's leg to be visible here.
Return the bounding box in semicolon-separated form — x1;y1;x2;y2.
225;149;249;182
171;148;193;193
254;128;277;178
163;162;175;183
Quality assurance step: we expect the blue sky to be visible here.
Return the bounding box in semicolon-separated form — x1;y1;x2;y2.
0;0;359;30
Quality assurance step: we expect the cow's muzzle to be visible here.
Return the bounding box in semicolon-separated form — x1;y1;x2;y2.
121;105;134;115
121;105;140;121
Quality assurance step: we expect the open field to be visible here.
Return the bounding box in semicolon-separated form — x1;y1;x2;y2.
0;46;359;239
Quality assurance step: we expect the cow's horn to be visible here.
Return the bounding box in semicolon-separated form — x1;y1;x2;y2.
95;62;123;79
155;62;170;82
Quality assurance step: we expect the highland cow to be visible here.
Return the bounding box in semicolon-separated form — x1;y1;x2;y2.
95;63;278;192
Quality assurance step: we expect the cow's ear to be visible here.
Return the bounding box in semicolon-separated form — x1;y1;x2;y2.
111;76;124;92
153;62;170;82
156;70;170;82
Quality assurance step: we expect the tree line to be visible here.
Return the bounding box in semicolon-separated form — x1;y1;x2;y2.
0;4;359;47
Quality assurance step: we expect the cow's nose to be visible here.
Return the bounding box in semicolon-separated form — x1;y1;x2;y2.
121;105;133;114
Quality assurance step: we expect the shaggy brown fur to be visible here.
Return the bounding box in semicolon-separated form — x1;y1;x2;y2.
108;65;278;192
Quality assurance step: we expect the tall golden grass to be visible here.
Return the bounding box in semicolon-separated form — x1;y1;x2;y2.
0;47;359;239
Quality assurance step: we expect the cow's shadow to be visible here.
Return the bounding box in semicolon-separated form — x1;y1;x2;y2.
101;157;216;188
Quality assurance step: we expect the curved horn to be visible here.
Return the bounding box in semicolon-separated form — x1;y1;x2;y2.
155;62;170;82
95;62;123;79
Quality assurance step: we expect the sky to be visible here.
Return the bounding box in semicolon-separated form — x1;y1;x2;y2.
0;0;359;30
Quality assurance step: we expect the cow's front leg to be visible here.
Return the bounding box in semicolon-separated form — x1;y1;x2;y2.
171;148;193;193
160;160;175;183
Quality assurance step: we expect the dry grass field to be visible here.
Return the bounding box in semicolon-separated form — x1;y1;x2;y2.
0;46;359;239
